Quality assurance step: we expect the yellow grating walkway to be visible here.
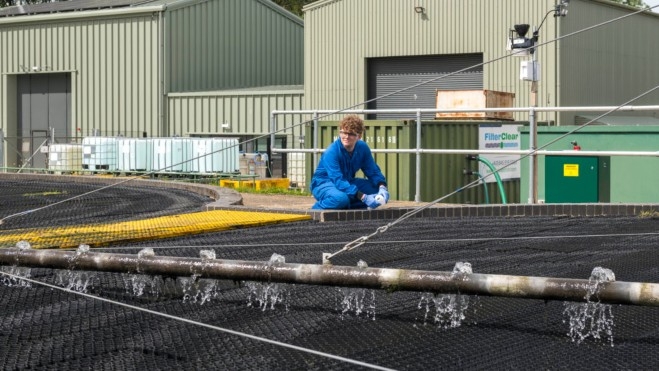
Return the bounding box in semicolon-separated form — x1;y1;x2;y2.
0;210;311;249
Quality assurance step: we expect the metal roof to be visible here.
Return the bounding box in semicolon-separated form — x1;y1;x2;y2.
0;0;153;17
0;0;303;23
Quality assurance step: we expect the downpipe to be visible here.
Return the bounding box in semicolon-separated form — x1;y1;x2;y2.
1;248;659;306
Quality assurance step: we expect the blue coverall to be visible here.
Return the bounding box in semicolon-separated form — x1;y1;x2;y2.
310;138;386;210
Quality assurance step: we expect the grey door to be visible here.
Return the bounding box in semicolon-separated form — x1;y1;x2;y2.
18;73;71;168
366;54;483;120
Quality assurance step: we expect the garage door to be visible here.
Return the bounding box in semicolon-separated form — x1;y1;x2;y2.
18;73;71;168
367;54;483;120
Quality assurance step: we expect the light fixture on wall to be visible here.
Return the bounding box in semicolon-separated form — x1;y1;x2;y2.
414;6;425;14
221;121;231;133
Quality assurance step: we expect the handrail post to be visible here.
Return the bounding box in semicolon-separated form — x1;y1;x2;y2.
529;105;538;204
415;110;422;202
270;112;276;155
312;111;319;167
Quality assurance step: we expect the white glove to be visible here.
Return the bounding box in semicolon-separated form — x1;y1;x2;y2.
377;185;390;204
362;194;381;209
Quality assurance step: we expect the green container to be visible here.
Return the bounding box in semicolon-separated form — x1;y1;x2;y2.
305;120;415;201
520;125;659;203
417;121;520;204
306;120;521;203
545;155;610;203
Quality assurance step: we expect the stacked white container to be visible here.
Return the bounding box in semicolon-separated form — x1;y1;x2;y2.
117;138;153;173
189;137;240;174
152;137;192;173
82;137;119;171
287;152;306;188
48;144;83;173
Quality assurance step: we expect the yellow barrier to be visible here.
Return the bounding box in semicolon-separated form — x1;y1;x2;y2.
220;178;290;191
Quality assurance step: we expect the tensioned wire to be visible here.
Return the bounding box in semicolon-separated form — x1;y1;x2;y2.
2;4;657;226
2;4;659;367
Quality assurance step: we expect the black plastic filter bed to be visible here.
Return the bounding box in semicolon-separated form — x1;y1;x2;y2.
2;180;659;369
0;179;211;228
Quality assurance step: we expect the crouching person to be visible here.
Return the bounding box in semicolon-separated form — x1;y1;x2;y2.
310;114;390;210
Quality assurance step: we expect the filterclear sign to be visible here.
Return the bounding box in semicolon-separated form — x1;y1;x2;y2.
478;125;521;182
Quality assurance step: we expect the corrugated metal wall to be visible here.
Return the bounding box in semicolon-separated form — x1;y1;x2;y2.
168;88;305;140
0;0;306;168
0;10;162;139
559;1;659;125
166;0;304;92
303;0;559;122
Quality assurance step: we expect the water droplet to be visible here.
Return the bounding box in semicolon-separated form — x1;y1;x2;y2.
357;260;368;268
0;265;32;287
246;281;289;311
337;288;376;320
179;275;220;304
199;250;216;260
563;267;616;346
15;240;31;250
417;292;470;329
56;270;95;293
452;262;472;277
138;248;155;259
269;253;285;265
76;244;90;255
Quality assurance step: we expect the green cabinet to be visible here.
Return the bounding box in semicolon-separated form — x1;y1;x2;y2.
545;156;610;203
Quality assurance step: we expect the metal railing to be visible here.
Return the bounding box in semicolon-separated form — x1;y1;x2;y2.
270;105;659;203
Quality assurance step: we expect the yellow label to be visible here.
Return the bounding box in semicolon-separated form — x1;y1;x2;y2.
564;164;579;177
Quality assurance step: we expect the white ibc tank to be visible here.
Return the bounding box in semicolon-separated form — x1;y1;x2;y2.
117;138;153;172
82;136;119;171
287;152;306;188
152;137;191;173
48;144;83;172
189;137;240;174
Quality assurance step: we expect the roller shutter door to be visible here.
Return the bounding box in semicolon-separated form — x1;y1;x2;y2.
367;54;483;120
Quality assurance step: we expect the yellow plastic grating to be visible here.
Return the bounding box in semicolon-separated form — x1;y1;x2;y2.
0;210;311;249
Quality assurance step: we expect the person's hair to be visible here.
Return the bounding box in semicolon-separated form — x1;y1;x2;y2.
339;114;364;135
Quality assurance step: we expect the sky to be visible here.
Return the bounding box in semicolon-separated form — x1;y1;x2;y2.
647;0;659;11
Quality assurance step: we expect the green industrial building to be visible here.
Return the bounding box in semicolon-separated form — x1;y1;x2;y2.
302;0;659;124
0;0;304;170
301;0;659;203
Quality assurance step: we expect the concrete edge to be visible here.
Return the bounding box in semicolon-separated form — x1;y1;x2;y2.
207;202;659;222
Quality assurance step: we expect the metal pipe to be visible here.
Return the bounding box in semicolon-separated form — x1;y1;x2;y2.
273;148;659;158
2;248;659;307
271;105;659;115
